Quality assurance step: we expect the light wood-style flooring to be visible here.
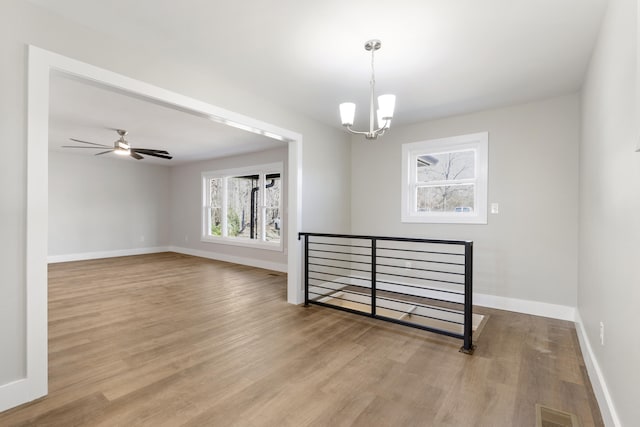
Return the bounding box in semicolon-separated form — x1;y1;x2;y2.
0;253;602;426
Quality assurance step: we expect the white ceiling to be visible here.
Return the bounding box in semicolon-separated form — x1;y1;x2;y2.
49;73;285;165
36;0;607;161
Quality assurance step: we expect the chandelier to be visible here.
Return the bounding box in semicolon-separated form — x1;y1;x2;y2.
339;39;396;140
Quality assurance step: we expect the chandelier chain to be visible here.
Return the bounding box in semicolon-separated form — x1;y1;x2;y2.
371;47;376;87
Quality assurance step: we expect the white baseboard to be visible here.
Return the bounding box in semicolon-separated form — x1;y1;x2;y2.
574;311;621;427
473;293;576;321
0;377;45;414
168;246;287;273
47;246;287;274
47;246;171;264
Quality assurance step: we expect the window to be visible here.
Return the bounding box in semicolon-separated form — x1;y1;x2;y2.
202;163;283;250
401;132;488;224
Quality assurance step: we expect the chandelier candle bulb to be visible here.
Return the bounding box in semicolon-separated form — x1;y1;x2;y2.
339;102;356;126
377;94;396;119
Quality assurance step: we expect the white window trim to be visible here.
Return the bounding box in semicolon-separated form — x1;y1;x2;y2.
202;162;284;251
401;132;488;224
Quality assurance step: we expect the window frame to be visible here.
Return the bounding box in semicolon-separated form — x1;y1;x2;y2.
201;162;284;251
401;132;488;224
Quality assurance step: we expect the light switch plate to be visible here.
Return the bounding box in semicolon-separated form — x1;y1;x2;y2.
491;203;499;214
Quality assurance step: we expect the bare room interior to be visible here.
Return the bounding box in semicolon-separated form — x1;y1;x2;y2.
1;1;638;426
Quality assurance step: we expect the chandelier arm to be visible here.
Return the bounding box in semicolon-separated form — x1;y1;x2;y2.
346;122;388;137
345;125;372;136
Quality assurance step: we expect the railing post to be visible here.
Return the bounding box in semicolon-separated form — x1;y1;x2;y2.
371;237;377;317
460;241;475;354
304;234;309;307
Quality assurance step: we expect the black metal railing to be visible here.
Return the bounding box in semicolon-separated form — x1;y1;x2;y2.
299;232;475;354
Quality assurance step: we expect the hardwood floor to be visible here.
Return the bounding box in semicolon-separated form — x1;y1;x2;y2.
0;253;602;426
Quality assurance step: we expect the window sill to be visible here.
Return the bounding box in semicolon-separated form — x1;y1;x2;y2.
200;236;284;251
401;214;487;225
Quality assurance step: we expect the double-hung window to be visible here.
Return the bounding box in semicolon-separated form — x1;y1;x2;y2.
401;132;488;224
202;162;283;250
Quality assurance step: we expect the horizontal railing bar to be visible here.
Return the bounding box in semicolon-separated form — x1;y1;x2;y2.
310;292;371;313
309;255;372;266
377;272;464;286
374;288;464;307
308;281;372;293
372;304;463;325
308;294;371;310
376;280;465;296
374;314;465;339
309;300;375;318
308;264;372;274
309;248;371;257
375;295;462;316
300;232;471;246
375;254;465;266
376;262;465;276
309;274;371;289
309;241;372;249
308;282;354;291
308;293;356;306
377;246;465;257
309;270;370;281
308;284;372;297
307;276;368;285
312;282;370;294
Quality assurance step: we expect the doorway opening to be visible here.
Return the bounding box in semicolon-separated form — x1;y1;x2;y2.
22;45;303;409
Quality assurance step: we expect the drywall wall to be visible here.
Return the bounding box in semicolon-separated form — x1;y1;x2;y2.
0;0;350;392
170;147;288;270
48;151;171;258
351;94;580;307
579;0;639;424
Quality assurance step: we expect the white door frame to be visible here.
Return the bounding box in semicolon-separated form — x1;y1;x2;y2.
0;45;303;412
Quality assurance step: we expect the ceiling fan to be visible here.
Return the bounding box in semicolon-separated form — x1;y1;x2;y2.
63;129;173;160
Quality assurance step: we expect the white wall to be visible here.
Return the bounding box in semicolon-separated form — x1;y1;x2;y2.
351;94;580;308
579;0;639;425
170;147;288;270
0;0;351;391
48;151;171;259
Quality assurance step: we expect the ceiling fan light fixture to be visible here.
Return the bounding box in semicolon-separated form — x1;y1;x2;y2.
115;139;130;155
64;129;172;161
117;140;130;151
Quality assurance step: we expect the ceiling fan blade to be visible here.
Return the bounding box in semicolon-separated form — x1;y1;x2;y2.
132;148;170;155
70;138;111;148
95;150;113;156
62;145;110;149
141;152;173;160
130;151;144;160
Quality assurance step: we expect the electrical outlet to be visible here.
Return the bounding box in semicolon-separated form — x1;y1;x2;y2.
184;235;189;242
404;261;412;268
491;203;499;214
599;321;605;346
140;235;145;242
